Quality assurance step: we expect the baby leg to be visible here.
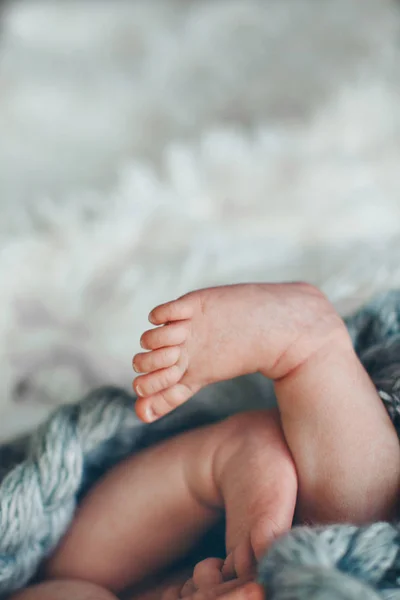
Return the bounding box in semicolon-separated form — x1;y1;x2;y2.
10;580;117;600
134;283;400;524
44;411;296;595
10;572;257;600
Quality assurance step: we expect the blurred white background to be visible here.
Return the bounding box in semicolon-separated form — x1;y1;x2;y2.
0;0;400;440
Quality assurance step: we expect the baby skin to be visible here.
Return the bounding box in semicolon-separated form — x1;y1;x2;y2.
133;283;400;524
43;408;297;594
12;282;400;600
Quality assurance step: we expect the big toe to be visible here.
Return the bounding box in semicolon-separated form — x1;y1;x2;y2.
135;383;196;422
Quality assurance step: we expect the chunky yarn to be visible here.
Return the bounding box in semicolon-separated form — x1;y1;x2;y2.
0;388;147;595
258;523;400;599
2;290;400;598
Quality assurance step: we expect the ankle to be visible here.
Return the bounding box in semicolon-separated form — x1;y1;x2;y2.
268;306;350;382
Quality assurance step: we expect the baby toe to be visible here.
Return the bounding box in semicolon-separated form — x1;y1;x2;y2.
193;559;225;590
149;297;194;325
133;365;183;397
153;383;195;414
180;578;197;598
140;321;189;350
221;554;236;582
229;542;256;581
133;346;181;373
135;383;195;422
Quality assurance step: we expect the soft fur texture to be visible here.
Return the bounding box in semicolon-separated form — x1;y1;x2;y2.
1;0;400;442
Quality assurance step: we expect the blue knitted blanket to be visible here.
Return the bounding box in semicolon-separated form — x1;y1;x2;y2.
2;290;400;599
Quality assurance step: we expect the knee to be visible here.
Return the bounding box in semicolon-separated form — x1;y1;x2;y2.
10;579;118;600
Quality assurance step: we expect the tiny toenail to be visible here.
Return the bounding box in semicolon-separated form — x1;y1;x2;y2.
136;384;144;396
133;362;139;373
145;405;157;422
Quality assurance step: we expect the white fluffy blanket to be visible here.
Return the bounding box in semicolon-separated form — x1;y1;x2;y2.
0;0;400;441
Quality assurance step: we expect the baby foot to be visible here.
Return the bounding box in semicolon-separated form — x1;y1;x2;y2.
132;283;341;422
180;551;257;599
175;410;295;600
178;559;259;600
163;575;260;600
180;559;225;596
